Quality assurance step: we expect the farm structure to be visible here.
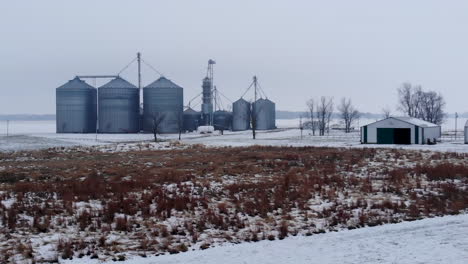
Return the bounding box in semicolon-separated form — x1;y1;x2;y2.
361;117;441;144
465;120;468;144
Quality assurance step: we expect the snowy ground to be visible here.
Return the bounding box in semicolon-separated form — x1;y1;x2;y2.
0;119;467;153
65;213;468;264
1;120;467;263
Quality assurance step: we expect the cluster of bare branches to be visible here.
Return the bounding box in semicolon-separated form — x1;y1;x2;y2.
381;107;392;118
306;97;334;136
397;83;446;125
337;98;360;133
150;112;166;142
307;97;359;135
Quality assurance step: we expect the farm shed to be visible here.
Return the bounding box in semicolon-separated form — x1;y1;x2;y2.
361;117;441;144
465;120;468;144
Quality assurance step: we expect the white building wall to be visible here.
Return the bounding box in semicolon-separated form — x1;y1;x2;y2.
422;126;441;143
365;118;416;144
465;126;468;144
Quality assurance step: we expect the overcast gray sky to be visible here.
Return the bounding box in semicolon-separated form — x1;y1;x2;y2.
1;0;467;114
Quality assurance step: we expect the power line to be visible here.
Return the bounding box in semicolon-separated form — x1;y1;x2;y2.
141;59;164;77
240;81;255;99
117;57;137;76
256;81;268;99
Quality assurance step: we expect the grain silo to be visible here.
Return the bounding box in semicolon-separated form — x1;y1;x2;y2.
213;110;232;131
183;107;201;132
201;77;213;125
56;77;97;133
232;98;251;131
266;98;276;129
98;77;139;133
143;77;183;133
253;98;276;130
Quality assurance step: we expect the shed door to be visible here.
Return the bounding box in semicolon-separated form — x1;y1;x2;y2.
377;128;411;144
377;128;394;144
394;128;411;144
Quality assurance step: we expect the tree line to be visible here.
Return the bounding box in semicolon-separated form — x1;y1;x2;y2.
305;82;446;136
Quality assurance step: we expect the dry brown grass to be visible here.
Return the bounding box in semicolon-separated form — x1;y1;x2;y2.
0;145;467;260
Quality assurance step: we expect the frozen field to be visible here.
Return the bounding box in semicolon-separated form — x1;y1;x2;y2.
0;119;466;152
66;214;468;264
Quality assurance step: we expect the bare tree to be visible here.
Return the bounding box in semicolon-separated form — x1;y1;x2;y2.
338;97;360;133
397;83;422;118
397;83;446;125
325;101;334;135
176;111;183;140
306;99;318;136
316;96;334;136
381;107;391;118
250;102;261;140
299;115;304;140
150;112;166;142
418;91;446;125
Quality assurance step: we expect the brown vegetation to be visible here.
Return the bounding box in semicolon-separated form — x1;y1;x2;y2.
0;145;467;261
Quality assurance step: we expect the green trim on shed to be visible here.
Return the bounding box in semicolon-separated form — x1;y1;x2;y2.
363;126;367;143
377;128;394;144
422;128;425;144
415;125;419;144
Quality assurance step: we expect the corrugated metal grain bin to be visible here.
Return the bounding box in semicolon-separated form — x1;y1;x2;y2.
183;107;201;132
213;110;232;131
232;98;251;131
98;77;139;133
253;98;276;130
143;77;183;133
56;77;97;133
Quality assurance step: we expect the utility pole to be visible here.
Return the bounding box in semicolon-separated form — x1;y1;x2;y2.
252;76;257;140
137;52;142;100
137;52;142;132
300;116;303;140
137;53;142;90
455;112;458;140
213;86;218;112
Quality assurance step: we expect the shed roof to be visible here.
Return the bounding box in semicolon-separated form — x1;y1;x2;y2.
363;117;439;128
393;117;439;127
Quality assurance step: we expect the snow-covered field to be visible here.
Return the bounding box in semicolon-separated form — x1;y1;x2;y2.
0;119;467;153
65;213;468;264
1;119;467;264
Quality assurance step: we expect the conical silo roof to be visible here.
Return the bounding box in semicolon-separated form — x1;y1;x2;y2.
100;76;137;89
57;77;94;90
184;107;200;115
234;98;249;104
145;76;182;89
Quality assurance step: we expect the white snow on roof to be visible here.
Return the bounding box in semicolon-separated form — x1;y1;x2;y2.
392;117;439;127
